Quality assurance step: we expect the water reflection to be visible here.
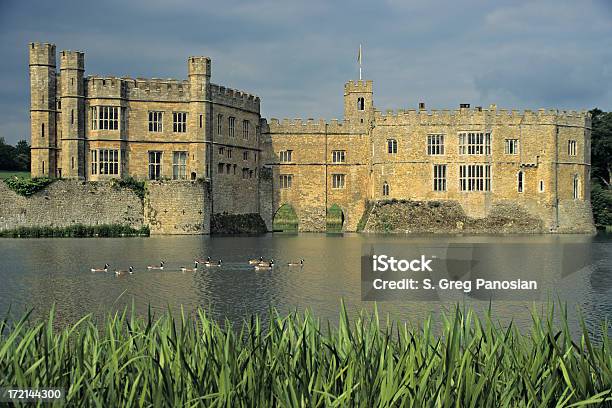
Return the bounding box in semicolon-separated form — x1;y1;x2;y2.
0;233;610;338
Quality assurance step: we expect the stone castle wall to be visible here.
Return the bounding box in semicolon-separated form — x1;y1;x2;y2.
145;180;210;234
0;180;144;231
0;180;211;235
261;105;595;233
260;118;370;232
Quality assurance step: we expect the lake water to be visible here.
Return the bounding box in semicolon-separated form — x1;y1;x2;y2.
0;233;610;337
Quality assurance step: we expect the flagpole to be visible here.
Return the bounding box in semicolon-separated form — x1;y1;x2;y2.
359;44;362;80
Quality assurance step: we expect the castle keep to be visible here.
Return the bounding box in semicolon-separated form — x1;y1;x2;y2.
28;42;595;233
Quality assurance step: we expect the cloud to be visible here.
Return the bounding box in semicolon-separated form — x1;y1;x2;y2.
474;47;612;109
0;0;610;144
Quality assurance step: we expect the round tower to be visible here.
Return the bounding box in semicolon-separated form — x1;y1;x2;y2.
59;50;85;179
29;42;57;178
188;56;212;179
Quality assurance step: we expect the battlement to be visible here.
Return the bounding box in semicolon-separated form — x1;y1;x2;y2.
85;76;191;101
344;80;373;94
29;42;56;67
188;56;211;77
210;83;260;113
128;78;190;101
60;50;84;71
373;107;589;127
262;117;365;134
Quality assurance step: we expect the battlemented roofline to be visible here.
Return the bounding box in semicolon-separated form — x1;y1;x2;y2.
83;76;259;98
263;107;590;133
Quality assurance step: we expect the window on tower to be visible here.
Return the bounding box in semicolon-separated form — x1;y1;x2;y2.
357;97;365;111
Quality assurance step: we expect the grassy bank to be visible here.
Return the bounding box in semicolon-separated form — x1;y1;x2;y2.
0;170;30;179
0;305;609;406
0;224;150;238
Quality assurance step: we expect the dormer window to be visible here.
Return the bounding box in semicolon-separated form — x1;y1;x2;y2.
357;97;365;111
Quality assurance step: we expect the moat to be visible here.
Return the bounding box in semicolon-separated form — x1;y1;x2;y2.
0;233;610;336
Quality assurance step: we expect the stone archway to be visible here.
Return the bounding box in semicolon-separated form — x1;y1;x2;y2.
326;204;345;233
272;203;299;232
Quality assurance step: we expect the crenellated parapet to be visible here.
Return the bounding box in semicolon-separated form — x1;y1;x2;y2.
210;83;260;113
373;107;589;128
85;76;191;101
344;79;373;95
60;50;84;71
29;42;56;67
128;78;190;101
261;117;367;135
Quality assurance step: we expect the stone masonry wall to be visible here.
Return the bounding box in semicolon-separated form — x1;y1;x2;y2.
364;200;546;234
144;180;210;234
0;180;143;230
0;179;211;235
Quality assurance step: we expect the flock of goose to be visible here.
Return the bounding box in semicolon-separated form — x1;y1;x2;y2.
90;257;305;276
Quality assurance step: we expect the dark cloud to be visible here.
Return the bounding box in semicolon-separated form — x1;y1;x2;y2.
0;0;610;144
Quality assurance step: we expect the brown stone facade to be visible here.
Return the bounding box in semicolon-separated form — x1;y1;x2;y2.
28;42;595;234
261;80;594;233
29;43;260;222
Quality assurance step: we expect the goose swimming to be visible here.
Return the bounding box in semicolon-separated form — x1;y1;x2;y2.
147;261;164;270
287;259;304;267
254;261;273;271
115;266;134;276
91;263;109;272
181;261;199;272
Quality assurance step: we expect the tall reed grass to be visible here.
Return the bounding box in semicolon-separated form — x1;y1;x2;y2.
0;303;610;407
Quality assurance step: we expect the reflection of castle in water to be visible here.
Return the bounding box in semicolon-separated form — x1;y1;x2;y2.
362;235;598;302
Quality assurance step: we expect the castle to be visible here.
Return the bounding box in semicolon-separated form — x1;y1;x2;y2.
28;42;595;233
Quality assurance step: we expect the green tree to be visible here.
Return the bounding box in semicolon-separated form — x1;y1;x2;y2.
591;183;612;227
590;109;612;188
14;140;31;171
0;137;17;170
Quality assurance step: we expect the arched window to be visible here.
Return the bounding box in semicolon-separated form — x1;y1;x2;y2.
357;97;365;111
41;123;45;138
382;181;389;196
573;174;580;199
387;139;397;154
517;171;524;193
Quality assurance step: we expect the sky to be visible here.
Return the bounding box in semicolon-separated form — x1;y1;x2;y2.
0;0;611;145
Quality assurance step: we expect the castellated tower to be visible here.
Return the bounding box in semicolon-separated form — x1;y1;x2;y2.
29;43;57;177
344;80;374;125
188;56;211;178
59;50;85;178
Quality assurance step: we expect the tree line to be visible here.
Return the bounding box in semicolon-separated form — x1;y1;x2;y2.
0;138;30;171
590;109;611;227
